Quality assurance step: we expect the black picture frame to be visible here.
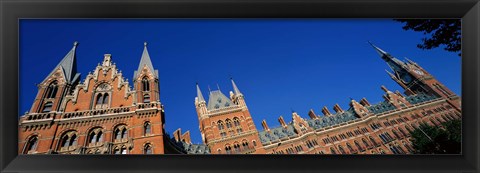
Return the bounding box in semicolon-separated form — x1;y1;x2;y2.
1;0;479;173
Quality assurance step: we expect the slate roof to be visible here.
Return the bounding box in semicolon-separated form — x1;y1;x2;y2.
207;90;234;110
43;42;80;84
134;42;158;79
168;136;211;154
256;93;438;145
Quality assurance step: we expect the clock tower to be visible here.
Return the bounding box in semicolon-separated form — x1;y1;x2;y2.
369;42;461;109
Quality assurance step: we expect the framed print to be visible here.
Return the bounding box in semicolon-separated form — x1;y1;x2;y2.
1;0;479;173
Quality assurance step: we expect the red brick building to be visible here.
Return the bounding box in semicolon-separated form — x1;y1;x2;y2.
19;42;461;155
191;42;461;154
18;42;209;154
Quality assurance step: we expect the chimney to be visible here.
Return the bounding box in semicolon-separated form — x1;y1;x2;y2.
360;98;371;106
333;104;343;113
322;106;332;116
261;120;270;131
308;109;317;119
278;116;287;127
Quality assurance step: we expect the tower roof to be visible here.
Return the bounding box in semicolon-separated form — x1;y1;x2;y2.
231;78;242;95
134;42;158;78
43;41;80;84
368;41;407;73
196;83;206;103
207;90;234;110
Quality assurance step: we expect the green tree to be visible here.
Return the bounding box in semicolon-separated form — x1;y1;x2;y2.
394;19;461;56
410;119;461;154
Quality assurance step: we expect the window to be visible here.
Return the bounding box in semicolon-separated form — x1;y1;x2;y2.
45;82;58;99
102;93;109;105
58;131;78;151
225;145;232;154
144;122;152;135
369;136;379;146
233;117;241;127
88;128;104;145
338;145;346;154
330;147;337;154
144;144;153;154
121;147;127;154
142;78;150;91
355;140;364;151
217;121;224;130
96;93;103;105
253;140;257;147
24;136;39;154
143;94;150;103
114;125;128;140
42;102;53;113
362;138;370;148
226;119;233;128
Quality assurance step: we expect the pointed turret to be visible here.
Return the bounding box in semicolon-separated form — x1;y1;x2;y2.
134;42;158;79
368;41;389;57
43;41;80;84
231;78;242;96
196;83;206;103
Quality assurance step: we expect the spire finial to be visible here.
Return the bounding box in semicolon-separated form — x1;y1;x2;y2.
73;41;78;46
216;83;221;91
231;78;242;95
196;82;205;103
144;42;147;46
367;41;389;57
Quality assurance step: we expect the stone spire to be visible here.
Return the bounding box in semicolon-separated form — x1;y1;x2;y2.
368;41;389;57
231;78;242;96
43;41;79;84
196;83;206;103
134;42;158;78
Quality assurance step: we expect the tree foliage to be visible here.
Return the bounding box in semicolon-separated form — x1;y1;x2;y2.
410;119;461;154
394;19;461;56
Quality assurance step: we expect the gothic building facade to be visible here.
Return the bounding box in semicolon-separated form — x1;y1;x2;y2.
19;41;461;155
18;42;209;155
190;43;461;154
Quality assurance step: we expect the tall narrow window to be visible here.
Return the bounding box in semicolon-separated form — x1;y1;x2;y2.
102;93;109;105
58;131;78;151
45;82;58;99
142;78;150;91
96;94;103;105
144;122;152;135
143;94;150;103
24;136;39;154
144;144;153;154
42;102;53;113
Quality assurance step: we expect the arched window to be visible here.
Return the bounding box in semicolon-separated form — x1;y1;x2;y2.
225;145;232;154
58;131;78;151
114;125;128;141
253;140;257;147
42;102;53;113
226;119;232;128
362;138;370;148
144;122;152;135
45;82;58;99
24;136;39;154
233;117;241;126
338;145;346;154
330;147;337;154
346;143;355;153
144;144;153;154
88;128;103;145
121;146;127;154
217;121;224;130
102;93;109;105
142;78;150;91
143;94;150;103
354;140;364;151
369;136;378;146
96;93;103;105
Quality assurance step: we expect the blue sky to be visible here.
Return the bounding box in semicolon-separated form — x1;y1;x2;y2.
20;19;461;144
